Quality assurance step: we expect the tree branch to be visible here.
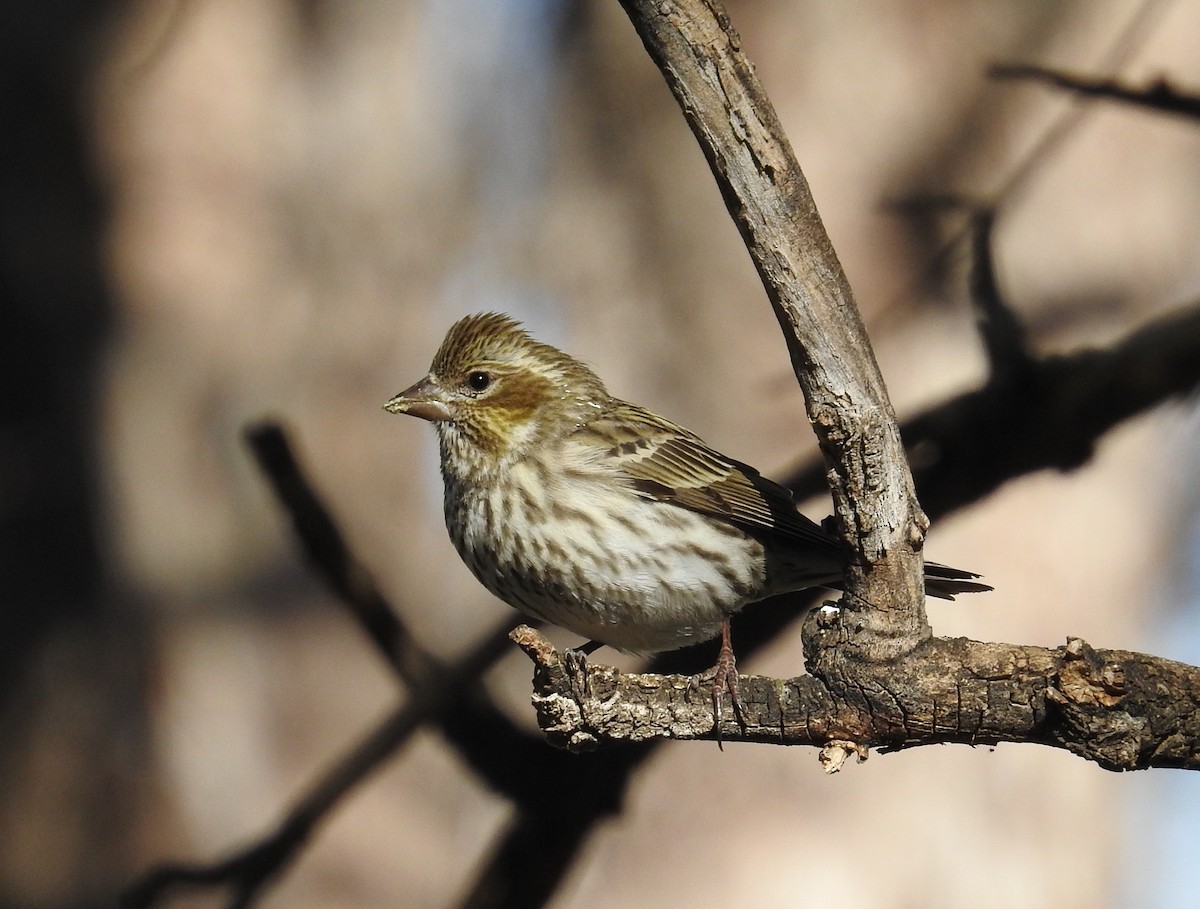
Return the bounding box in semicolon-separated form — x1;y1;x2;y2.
243;422;562;803
991;64;1200;121
513;625;1200;771
123;701;425;909
968;209;1033;378
618;0;929;656
783;299;1200;520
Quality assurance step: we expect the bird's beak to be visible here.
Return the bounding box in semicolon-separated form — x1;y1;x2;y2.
384;376;453;422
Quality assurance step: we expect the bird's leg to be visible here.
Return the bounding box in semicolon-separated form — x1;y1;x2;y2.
694;618;745;749
562;639;603;701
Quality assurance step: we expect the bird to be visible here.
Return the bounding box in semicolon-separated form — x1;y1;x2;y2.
385;312;989;731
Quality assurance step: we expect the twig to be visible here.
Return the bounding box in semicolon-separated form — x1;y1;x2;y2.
991;64;1200;120
881;0;1170;319
968;209;1032;376
122;702;423;909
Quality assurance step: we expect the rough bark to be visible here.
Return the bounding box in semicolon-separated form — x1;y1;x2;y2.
513;625;1200;771
502;0;1200;771
619;0;930;655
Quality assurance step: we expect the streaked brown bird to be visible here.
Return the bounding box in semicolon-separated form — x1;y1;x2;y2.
386;313;989;724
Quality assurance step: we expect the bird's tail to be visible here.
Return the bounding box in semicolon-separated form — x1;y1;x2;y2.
924;561;993;600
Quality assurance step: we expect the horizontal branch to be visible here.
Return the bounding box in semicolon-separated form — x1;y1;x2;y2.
511;625;1200;771
991;64;1200;121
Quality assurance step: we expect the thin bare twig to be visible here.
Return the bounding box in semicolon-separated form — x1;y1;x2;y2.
968;209;1032;376
122;703;421;909
882;0;1171;318
992;64;1200;120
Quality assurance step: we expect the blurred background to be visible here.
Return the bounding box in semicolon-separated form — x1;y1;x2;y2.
4;0;1200;907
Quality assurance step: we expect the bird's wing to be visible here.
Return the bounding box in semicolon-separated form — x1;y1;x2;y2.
579;402;843;556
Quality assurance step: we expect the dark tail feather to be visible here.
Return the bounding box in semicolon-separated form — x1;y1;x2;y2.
923;561;993;600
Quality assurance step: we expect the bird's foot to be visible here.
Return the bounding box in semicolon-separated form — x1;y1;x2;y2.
690;619;746;749
562;640;602;701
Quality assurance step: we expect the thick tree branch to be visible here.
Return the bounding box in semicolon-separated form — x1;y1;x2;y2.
513;626;1200;771
618;0;929;655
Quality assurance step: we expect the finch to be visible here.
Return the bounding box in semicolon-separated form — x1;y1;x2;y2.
386;313;988;721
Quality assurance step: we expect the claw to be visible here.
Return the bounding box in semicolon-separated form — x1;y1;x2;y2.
562;646;592;701
701;618;746;749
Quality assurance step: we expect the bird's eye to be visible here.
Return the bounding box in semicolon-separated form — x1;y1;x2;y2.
466;371;492;393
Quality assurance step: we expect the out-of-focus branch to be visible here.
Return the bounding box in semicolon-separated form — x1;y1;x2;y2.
244;422;438;678
243;423;557;800
880;3;1167;320
122;702;423;909
968;209;1032;378
783;299;1200;519
514;626;1200;771
125;424;579;909
991;64;1200;120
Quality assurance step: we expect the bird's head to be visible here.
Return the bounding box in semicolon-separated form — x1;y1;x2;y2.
385;313;609;470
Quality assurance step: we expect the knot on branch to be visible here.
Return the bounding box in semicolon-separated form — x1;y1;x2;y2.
1046;637;1143;770
1052;637;1128;708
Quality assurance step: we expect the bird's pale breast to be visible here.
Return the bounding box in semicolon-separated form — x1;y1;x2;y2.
444;456;766;654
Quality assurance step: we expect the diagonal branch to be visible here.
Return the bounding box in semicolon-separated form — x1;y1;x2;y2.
243;422;557;801
783;300;1200;520
122;701;424;909
618;0;929;658
245;422;440;679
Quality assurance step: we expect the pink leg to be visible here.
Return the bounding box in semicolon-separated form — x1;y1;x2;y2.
709;617;745;748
